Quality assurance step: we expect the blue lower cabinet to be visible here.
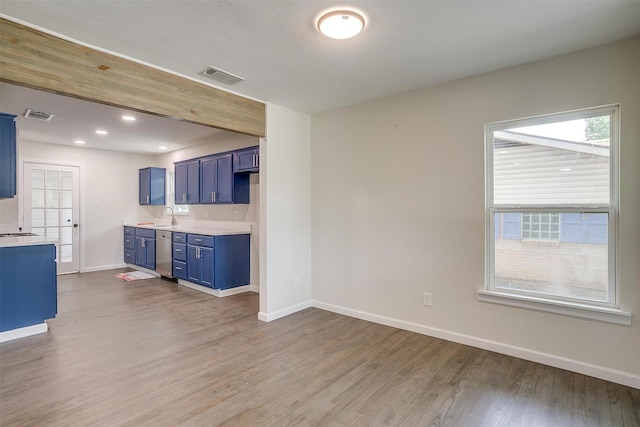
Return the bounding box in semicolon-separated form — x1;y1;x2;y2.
185;233;250;289
173;260;187;280
0;244;57;332
134;228;156;270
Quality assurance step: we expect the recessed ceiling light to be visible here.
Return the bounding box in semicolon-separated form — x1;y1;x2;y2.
158;146;167;150
95;129;108;135
317;10;365;39
122;115;136;121
560;168;572;172
74;140;86;145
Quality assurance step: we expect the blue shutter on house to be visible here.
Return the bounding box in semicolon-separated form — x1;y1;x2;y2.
560;213;607;244
503;213;521;240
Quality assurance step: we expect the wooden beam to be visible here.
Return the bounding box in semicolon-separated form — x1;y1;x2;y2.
0;18;265;137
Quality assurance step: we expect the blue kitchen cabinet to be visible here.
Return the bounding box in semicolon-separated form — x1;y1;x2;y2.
172;232;188;279
0;244;57;332
174;159;199;204
200;153;234;204
139;167;166;205
233;146;259;173
186;233;250;290
134;228;156;270
123;226;136;264
0;113;17;199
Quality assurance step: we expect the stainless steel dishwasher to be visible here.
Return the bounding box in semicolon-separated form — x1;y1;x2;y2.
156;230;173;278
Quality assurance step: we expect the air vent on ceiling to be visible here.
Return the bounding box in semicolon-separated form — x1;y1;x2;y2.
24;109;54;121
198;66;244;85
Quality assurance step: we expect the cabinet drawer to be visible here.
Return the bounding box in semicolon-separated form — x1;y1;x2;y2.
124;226;136;235
187;234;214;247
124;235;135;250
173;260;187;280
124;250;135;264
173;243;187;261
135;228;156;239
173;232;187;243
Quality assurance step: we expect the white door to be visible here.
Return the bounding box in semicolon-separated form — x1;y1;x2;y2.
24;163;80;274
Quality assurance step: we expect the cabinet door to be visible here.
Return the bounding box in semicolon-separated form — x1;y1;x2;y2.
135;237;146;267
174;162;187;204
175;160;199;204
233;147;259;173
200;154;233;204
139;168;151;204
0;113;17;198
215;154;233;204
145;239;156;270
199;246;214;288
186;244;201;283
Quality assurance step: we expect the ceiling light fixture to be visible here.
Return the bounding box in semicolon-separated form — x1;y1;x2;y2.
158;146;167;150
74;140;85;145
122;115;136;121
317;10;365;39
95;129;108;135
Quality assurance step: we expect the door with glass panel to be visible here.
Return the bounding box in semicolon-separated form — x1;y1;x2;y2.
24;163;80;274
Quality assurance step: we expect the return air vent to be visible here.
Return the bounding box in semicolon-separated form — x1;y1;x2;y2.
198;66;244;85
24;109;54;121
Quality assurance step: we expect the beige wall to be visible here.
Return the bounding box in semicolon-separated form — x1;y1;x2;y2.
310;38;640;381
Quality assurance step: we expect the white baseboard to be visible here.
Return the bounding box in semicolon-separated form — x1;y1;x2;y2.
258;300;312;322
0;323;48;343
176;279;251;298
82;263;127;273
312;300;640;390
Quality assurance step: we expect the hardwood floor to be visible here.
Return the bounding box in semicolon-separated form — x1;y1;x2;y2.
1;269;638;426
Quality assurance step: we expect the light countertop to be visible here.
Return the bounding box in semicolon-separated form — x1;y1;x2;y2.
122;220;252;236
0;235;58;248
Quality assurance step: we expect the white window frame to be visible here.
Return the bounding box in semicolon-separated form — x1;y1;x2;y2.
478;105;630;325
166;171;189;215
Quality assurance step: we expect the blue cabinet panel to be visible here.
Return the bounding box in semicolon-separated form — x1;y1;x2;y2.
173;260;187;280
173;243;187;261
200;153;234;204
233;146;259;173
139;167;165;205
174;159;199;204
0;244;57;332
214;234;250;290
0;113;17;198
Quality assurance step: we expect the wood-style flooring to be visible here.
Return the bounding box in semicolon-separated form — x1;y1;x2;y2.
1;269;638;426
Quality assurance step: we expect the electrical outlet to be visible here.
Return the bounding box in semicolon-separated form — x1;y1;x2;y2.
294;276;301;288
234;209;239;219
423;292;432;307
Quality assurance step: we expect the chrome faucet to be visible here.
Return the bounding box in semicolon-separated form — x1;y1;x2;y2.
165;206;177;225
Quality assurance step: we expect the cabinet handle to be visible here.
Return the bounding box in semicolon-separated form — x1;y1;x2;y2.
195;238;202;242
183;193;186;203
212;191;216;203
147;195;150;203
141;239;145;248
176;249;182;252
175;266;182;271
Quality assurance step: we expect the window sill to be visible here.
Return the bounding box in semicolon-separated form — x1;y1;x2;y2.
477;290;631;325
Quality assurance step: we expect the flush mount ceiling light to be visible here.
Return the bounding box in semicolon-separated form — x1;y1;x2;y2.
95;129;108;135
122;115;136;121
317;10;365;39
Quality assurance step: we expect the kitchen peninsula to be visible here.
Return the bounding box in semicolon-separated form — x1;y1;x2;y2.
0;234;58;342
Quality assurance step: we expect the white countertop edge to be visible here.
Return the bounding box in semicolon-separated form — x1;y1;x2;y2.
122;220;252;235
0;237;58;248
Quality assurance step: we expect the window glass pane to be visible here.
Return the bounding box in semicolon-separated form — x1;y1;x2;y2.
60;227;72;245
31;169;45;188
61;190;73;208
493;115;610;205
46;209;59;226
61;172;73;190
46;190;60;208
32;189;45;208
46;171;60;189
60;208;72;225
31;227;45;236
46;228;59;240
31;209;45;227
494;211;608;302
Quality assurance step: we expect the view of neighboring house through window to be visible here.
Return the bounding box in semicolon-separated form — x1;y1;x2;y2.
167;171;189;214
486;105;618;307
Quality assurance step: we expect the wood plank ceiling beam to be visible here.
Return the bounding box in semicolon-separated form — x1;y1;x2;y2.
0;18;266;137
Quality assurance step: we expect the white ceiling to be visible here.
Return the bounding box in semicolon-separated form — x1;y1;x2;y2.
1;1;639;153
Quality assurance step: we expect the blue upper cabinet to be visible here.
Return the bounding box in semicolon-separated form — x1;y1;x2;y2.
200;153;238;204
139;167;166;205
0;113;18;199
233;146;259;173
174;159;199;204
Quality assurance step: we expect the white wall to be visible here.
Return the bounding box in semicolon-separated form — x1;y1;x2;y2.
12;139;155;271
311;38;640;386
259;103;312;320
